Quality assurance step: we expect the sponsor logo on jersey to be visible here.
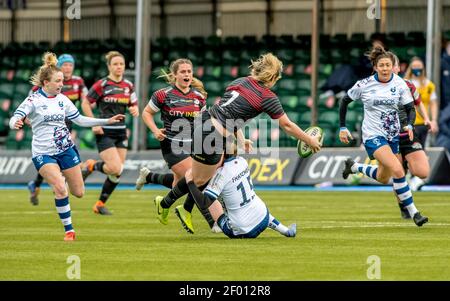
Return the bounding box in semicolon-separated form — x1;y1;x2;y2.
168;110;201;118
73;84;79;91
374;99;396;106
104;96;129;104
42;105;48;110
124;87;130;95
44;114;65;122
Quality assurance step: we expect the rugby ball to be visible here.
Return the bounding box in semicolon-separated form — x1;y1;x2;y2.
297;126;324;158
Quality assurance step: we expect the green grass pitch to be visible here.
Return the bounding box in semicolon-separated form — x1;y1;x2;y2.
1;189;449;280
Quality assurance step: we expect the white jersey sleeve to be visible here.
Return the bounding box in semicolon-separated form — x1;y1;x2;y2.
347;79;366;101
65;96;81;120
14;97;35;119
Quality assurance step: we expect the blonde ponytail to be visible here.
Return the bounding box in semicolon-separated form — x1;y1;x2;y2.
30;52;60;87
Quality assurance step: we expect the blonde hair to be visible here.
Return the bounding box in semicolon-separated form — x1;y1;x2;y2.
105;51;125;65
249;53;283;87
404;56;427;86
30;52;60;87
158;58;207;98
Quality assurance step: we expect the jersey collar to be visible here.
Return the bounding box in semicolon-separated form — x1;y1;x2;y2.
224;156;237;163
374;73;394;83
39;88;57;98
173;84;192;95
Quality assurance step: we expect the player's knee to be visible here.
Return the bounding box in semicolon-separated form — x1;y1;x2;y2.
53;182;68;198
377;175;390;185
108;163;123;177
411;166;429;179
391;165;405;179
71;187;85;198
193;176;208;186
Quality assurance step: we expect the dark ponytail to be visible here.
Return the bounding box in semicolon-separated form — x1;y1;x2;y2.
366;45;395;67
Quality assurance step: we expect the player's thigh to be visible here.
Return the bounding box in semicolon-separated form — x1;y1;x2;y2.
39;164;67;195
405;150;430;179
116;147;127;164
99;147;123;174
62;164;85;198
191;155;223;186
171;157;192;183
373;145;404;178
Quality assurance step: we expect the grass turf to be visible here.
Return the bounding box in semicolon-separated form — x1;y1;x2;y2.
0;189;449;280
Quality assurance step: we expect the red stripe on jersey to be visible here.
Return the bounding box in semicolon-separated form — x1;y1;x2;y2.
247;77;276;99
154;89;168;104
405;80;421;105
88;79;104;103
227;84;263;111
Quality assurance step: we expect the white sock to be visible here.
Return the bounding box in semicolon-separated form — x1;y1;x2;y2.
405;203;418;217
268;214;289;236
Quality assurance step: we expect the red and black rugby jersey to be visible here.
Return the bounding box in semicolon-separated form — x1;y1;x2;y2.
87;77;137;129
209;76;284;132
148;85;206;141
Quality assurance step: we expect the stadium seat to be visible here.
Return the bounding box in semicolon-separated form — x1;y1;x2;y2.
277;78;297;96
297;79;311;96
0;83;14;99
14;83;31;100
299;110;312;125
279;95;301;112
203;65;222;80
221;65;239;81
222;50;240;65
318;110;339;126
204;80;223;96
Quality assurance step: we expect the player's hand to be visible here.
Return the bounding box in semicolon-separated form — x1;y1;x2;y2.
24;117;31;127
339;127;353;144
13;118;24;130
185;168;193;183
92;126;104;135
425;120;438;134
308;135;322;153
403;125;414;141
239;139;253;153
129;105;139;117
153;128;167;141
107;114;126;124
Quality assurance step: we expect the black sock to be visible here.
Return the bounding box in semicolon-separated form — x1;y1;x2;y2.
161;177;188;208
146;172;174;189
94;161;105;174
183;193;196;213
35;174;44;187
196;183;215;228
99;175;120;203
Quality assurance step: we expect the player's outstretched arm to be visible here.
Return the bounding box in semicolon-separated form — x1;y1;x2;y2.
71;114;125;127
278;114;321;153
